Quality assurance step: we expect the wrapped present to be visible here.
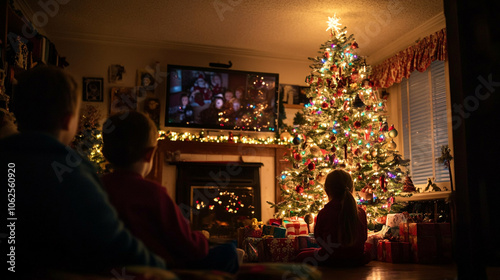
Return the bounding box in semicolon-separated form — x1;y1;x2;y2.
245;226;263;238
298;236;320;249
366;233;384;260
243;237;264;262
386;213;406;228
262;237;298;262
262;225;286;238
269;218;283;227
399;222;410;242
283;218;308;236
407;222;452;264
377;240;388;261
385;242;410;263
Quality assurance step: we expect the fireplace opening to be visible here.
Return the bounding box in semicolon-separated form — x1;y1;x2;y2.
173;161;262;239
191;186;256;238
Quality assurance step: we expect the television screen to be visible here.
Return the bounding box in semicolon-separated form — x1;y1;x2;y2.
166;65;279;132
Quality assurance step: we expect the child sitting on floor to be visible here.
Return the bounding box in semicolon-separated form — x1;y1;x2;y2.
101;111;240;273
295;169;370;266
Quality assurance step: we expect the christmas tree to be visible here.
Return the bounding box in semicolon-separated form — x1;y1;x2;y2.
71;105;110;175
268;15;410;225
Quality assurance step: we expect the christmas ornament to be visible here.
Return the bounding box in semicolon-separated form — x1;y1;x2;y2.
309;145;322;157
293;135;303;145
280;131;292;141
343;115;349;122
308;162;316;171
294;153;302;161
387;126;398;138
296;185;304;194
322;102;329;109
353;120;362;129
330;135;337;142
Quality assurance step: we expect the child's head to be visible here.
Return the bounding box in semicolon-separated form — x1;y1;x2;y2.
231;98;241;112
180;93;189;106
102;111;158;169
224;90;234;102
13;66;79;142
211;74;222;86
323;169;354;201
214;96;224;109
235;86;244;99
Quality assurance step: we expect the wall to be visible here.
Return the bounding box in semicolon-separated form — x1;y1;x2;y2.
52;38;307;222
53;38;309;128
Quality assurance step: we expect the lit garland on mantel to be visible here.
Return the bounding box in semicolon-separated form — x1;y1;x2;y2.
158;130;290;145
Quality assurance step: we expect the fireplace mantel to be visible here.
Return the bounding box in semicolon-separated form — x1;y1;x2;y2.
147;139;291;203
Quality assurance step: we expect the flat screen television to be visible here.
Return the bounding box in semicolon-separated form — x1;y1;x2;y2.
166;65;279;132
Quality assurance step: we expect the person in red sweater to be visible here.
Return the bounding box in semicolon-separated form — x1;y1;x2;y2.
101;111;239;273
295;169;370;266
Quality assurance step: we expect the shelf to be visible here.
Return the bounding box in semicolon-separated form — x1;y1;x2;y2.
283;104;304;109
396;191;453;202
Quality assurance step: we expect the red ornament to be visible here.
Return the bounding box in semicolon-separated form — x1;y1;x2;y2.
354;121;362;129
330;135;337;142
343;115;349;122
322;102;329;109
365;105;372;111
331;145;337;152
308;162;316;171
324;51;330;59
351;42;359;49
294;153;302;161
296;185;304;194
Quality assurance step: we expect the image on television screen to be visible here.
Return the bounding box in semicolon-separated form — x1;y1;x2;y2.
166;65;279;132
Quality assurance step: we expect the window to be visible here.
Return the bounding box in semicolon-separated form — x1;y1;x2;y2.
401;60;449;185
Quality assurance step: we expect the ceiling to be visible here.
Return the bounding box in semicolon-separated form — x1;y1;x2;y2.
18;0;445;65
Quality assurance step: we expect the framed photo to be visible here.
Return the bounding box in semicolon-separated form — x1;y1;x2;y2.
108;64;125;83
299;86;310;104
143;97;161;128
279;84;299;105
136;69;155;98
82;77;103;102
110;87;137;115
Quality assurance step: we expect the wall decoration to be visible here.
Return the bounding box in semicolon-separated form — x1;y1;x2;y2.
108;64;125;83
82;77;103;102
143;97;161;128
299;86;310;104
279;84;310;105
136;69;156;98
109;87;137;115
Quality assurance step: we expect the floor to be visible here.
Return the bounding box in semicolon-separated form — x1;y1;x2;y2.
317;261;457;280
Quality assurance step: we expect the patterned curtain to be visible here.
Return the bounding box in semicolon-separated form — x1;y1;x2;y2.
371;28;447;89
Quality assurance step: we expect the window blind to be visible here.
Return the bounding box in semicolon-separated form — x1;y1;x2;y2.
401;60;449;185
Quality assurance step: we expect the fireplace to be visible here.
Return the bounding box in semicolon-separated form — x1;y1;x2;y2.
173;161;262;238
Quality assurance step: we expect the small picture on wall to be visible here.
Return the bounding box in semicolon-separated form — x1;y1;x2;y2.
108;64;126;83
299;86;310;104
82;77;103;102
110;87;137;115
136;69;156;98
279;84;300;105
143;97;161;128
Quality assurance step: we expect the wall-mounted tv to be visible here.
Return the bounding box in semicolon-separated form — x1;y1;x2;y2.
166;65;279;132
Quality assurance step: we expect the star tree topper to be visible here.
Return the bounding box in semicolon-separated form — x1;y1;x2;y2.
326;14;343;34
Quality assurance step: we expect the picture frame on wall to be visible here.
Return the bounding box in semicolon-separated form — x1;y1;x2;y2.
299;86;310;104
279;84;300;105
109;87;137;115
82;77;103;102
136;69;155;98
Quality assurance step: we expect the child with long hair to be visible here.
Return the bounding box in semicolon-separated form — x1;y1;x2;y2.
295;169;370;266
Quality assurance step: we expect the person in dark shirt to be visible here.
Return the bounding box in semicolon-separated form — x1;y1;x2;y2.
0;66;165;277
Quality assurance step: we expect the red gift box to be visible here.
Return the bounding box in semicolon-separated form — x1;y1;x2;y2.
399;222;410;242
377;240;388;261
407;222;453;264
283;218;308;236
262;237;298;262
385;242;410;263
